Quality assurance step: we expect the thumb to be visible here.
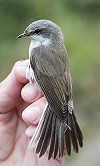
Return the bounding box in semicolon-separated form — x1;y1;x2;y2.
0;60;28;113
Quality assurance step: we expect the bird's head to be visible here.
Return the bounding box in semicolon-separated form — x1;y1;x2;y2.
17;20;63;45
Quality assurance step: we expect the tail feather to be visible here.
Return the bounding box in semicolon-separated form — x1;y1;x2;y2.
72;112;83;147
65;129;71;156
29;105;83;159
53;117;59;159
48;113;56;159
39;110;53;157
36;106;51;154
59;121;64;157
69;114;78;153
76;123;83;147
28;103;48;149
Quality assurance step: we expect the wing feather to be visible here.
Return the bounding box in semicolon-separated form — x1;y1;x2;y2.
30;45;72;120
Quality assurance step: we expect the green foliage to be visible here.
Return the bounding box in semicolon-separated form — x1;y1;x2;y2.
66;0;100;15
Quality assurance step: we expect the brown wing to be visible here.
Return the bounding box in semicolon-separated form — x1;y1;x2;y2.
30;45;72;121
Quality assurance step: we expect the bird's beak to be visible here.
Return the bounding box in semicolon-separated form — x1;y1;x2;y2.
17;32;29;39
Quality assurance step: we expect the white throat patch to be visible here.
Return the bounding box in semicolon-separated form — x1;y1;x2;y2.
29;36;50;58
31;35;50;46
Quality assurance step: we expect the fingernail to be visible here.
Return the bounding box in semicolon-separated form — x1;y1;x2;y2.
22;84;39;102
22;106;40;123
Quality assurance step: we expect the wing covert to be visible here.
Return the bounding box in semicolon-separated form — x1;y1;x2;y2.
30;45;73;120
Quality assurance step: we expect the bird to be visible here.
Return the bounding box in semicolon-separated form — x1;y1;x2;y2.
17;19;83;160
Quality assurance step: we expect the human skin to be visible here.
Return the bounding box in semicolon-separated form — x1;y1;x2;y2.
0;60;64;166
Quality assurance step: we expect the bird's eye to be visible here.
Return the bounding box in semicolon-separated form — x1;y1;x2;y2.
34;29;42;35
29;31;34;35
29;29;42;36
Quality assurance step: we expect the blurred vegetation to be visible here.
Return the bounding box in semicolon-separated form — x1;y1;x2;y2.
0;0;100;165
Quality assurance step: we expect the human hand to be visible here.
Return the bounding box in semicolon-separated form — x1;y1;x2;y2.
0;60;64;166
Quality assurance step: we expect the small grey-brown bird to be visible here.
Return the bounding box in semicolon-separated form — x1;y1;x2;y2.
17;20;83;160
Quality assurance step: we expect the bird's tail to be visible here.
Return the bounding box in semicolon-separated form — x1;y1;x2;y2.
28;104;83;160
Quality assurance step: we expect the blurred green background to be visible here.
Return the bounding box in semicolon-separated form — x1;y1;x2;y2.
0;0;100;165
